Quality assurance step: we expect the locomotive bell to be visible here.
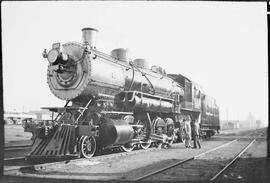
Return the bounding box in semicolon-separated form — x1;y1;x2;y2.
82;27;98;48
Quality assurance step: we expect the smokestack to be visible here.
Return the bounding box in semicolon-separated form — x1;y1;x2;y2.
81;27;98;48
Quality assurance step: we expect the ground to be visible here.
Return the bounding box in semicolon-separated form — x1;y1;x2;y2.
4;125;32;146
1;126;269;182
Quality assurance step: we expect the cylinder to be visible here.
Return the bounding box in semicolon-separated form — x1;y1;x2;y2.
82;27;98;48
98;117;134;148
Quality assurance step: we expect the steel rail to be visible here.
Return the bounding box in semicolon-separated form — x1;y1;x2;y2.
4;157;25;161
209;138;256;182
133;139;238;181
4;145;32;151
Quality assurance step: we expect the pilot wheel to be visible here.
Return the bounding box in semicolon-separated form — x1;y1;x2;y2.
80;136;96;159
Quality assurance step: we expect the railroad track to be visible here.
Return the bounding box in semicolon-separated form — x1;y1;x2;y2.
4;145;32;161
209;139;256;182
133;138;257;181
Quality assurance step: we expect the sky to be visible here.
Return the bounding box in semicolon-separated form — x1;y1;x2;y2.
1;1;268;126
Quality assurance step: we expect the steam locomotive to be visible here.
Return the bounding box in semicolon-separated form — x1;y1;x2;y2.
26;28;220;160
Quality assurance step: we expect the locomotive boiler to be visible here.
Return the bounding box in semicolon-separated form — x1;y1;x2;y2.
26;27;220;161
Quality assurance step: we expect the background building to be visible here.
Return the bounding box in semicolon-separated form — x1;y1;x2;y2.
221;120;240;130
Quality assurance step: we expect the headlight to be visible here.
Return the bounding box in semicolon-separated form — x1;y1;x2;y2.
47;49;59;64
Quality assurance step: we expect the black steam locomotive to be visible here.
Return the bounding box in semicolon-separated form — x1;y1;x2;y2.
26;28;220;160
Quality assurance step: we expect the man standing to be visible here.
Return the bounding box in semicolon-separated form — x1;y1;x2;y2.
192;120;201;149
183;115;192;148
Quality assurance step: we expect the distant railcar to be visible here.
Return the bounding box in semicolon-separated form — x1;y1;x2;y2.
200;94;220;137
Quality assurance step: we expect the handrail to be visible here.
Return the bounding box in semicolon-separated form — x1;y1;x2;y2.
75;98;92;124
